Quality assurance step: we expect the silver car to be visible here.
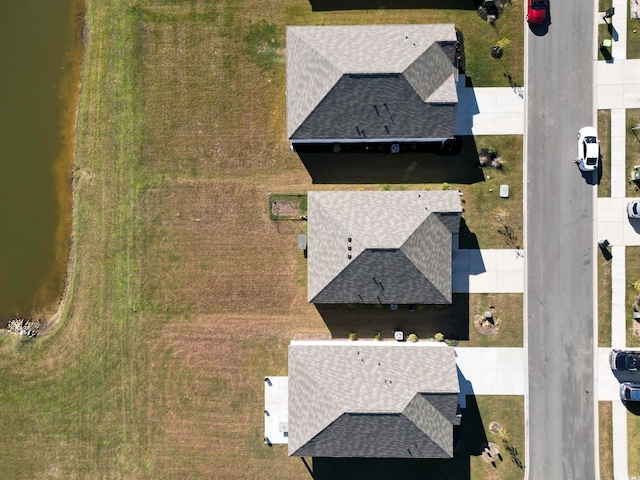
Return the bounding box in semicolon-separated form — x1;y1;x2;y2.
628;200;640;218
620;382;640;402
610;349;640;371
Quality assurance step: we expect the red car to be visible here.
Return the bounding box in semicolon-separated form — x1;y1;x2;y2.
527;0;548;25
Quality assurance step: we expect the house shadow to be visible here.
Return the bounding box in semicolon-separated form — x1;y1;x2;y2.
315;294;470;341
309;395;487;480
454;77;480;136
457;219;481;250
308;0;475;11
295;137;485;185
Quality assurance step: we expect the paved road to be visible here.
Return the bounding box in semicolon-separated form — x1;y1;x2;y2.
525;2;596;479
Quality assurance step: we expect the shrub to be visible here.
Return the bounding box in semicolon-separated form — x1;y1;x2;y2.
434;332;445;342
374;331;381;341
407;333;418;342
349;332;357;341
440;182;450;190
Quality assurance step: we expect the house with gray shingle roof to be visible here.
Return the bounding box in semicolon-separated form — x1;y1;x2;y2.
288;341;461;458
307;190;462;304
286;24;459;143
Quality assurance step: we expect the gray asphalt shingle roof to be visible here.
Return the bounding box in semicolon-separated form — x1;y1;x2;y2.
288;343;460;458
307;190;462;304
286;24;458;141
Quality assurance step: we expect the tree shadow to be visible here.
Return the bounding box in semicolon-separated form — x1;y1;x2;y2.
295;137;485;185
599;45;614;63
308;0;475;11
314;294;470;341
607;22;619;42
309;395;487;480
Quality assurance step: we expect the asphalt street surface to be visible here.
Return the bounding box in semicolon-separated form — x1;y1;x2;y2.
526;2;596;479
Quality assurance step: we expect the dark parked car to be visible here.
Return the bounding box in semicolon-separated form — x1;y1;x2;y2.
620;382;640;401
610;349;640;371
527;0;548;25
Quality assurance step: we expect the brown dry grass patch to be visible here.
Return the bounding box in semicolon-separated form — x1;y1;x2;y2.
139;180;313;315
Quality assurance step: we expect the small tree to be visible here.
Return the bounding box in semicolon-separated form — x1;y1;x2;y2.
491;37;510;59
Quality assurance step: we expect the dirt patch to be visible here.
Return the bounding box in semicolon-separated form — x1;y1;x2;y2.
474;314;501;336
481;442;501;463
271;199;299;217
489;421;503;434
633;319;640;337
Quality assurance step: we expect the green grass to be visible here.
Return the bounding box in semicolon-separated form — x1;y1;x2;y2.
598;23;613;61
628;109;640;196
628;2;640;59
599;0;613;13
0;0;526;478
599;110;611;197
599;250;612;347
626;246;640;347
458;135;524;250
630;408;640;476
462;293;523;347
469;396;525;479
599;402;613;480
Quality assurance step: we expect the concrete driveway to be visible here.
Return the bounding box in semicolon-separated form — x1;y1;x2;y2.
452;249;524;293
455;75;525;136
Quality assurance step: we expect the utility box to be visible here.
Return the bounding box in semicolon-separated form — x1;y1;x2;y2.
298;234;307;250
631;166;640;181
500;185;509;198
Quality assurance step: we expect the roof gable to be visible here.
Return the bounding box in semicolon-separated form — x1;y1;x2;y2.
288;343;460;458
286;24;458;140
289;74;458;141
307;191;461;304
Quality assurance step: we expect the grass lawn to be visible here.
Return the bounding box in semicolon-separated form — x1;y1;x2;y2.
627;109;640;197
630;407;640;476
628;2;640;59
460;293;523;347
468;396;525;480
599;0;612;13
626;247;640;347
598;23;613;62
599;402;613;480
599;250;612;347
0;0;525;478
458;135;524;250
599;110;611;197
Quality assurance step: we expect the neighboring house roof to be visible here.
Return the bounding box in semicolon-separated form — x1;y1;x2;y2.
288;342;461;458
307;190;462;304
286;24;459;142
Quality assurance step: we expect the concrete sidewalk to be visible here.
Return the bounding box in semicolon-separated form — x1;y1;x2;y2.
594;2;639;477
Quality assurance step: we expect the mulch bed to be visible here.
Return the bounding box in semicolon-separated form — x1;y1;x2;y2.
271;199;299;217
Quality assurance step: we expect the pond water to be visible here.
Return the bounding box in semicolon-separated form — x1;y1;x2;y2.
0;1;84;321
